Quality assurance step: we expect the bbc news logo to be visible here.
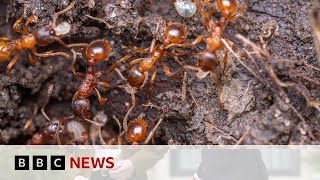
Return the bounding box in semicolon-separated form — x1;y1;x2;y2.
15;155;114;170
15;156;65;170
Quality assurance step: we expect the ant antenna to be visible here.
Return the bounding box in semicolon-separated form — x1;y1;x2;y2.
41;84;54;122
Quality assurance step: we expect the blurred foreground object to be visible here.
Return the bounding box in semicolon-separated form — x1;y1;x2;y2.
310;1;320;65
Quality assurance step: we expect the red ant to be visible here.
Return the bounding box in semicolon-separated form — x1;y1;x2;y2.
110;109;167;145
30;39;131;145
165;0;249;108
0;1;83;72
126;113;166;145
28;85;89;145
70;39;131;145
118;21;190;131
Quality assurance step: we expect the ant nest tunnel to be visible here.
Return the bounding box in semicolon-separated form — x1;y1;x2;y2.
0;0;320;145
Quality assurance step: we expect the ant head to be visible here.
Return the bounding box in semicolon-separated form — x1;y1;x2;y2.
34;25;56;46
127;66;146;89
164;23;187;44
42;120;61;143
217;0;238;18
126;117;148;143
72;98;90;118
82;39;111;65
197;51;219;72
28;132;46;145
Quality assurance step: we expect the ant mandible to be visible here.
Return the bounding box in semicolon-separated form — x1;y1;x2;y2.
70;39;131;145
28;84;89;145
166;0;249;108
0;1;83;72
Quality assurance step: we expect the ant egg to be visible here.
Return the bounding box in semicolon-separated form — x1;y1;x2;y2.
54;21;71;36
174;0;197;18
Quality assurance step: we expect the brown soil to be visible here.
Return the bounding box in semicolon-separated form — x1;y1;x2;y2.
0;0;319;145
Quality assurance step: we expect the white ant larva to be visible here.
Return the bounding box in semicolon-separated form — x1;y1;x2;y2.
173;0;197;18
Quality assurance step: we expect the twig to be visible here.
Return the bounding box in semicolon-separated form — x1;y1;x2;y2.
85;14;114;29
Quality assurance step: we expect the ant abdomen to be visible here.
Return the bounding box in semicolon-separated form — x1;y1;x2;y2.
72;98;90;118
82;39;111;63
198;51;219;72
0;42;12;62
127;66;146;89
126;117;148;143
164;23;188;45
34;25;57;46
217;0;238;18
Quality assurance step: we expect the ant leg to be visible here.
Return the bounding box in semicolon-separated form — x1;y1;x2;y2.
33;44;69;58
6;52;20;72
67;43;89;48
193;0;210;30
69;49;85;77
96;81;113;88
165;35;206;49
99;54;132;76
12;3;29;34
102;68;126;84
183;64;200;72
24;105;38;129
203;0;214;18
23;14;38;33
171;50;184;66
72;91;79;101
34;51;69;58
41;84;54;122
227;0;249;22
94;87;107;105
147;68;157;103
123;93;136;131
144;116;164;144
56;122;62;145
222;51;228;77
114;68;127;81
54;36;89;49
0;37;12;41
13;18;24;34
221;38;236;77
150;39;156;53
212;73;223;109
52;1;77;27
129;58;144;67
162;61;183;79
83;118;106;145
28;50;38;65
166;51;187;56
124;46;149;54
